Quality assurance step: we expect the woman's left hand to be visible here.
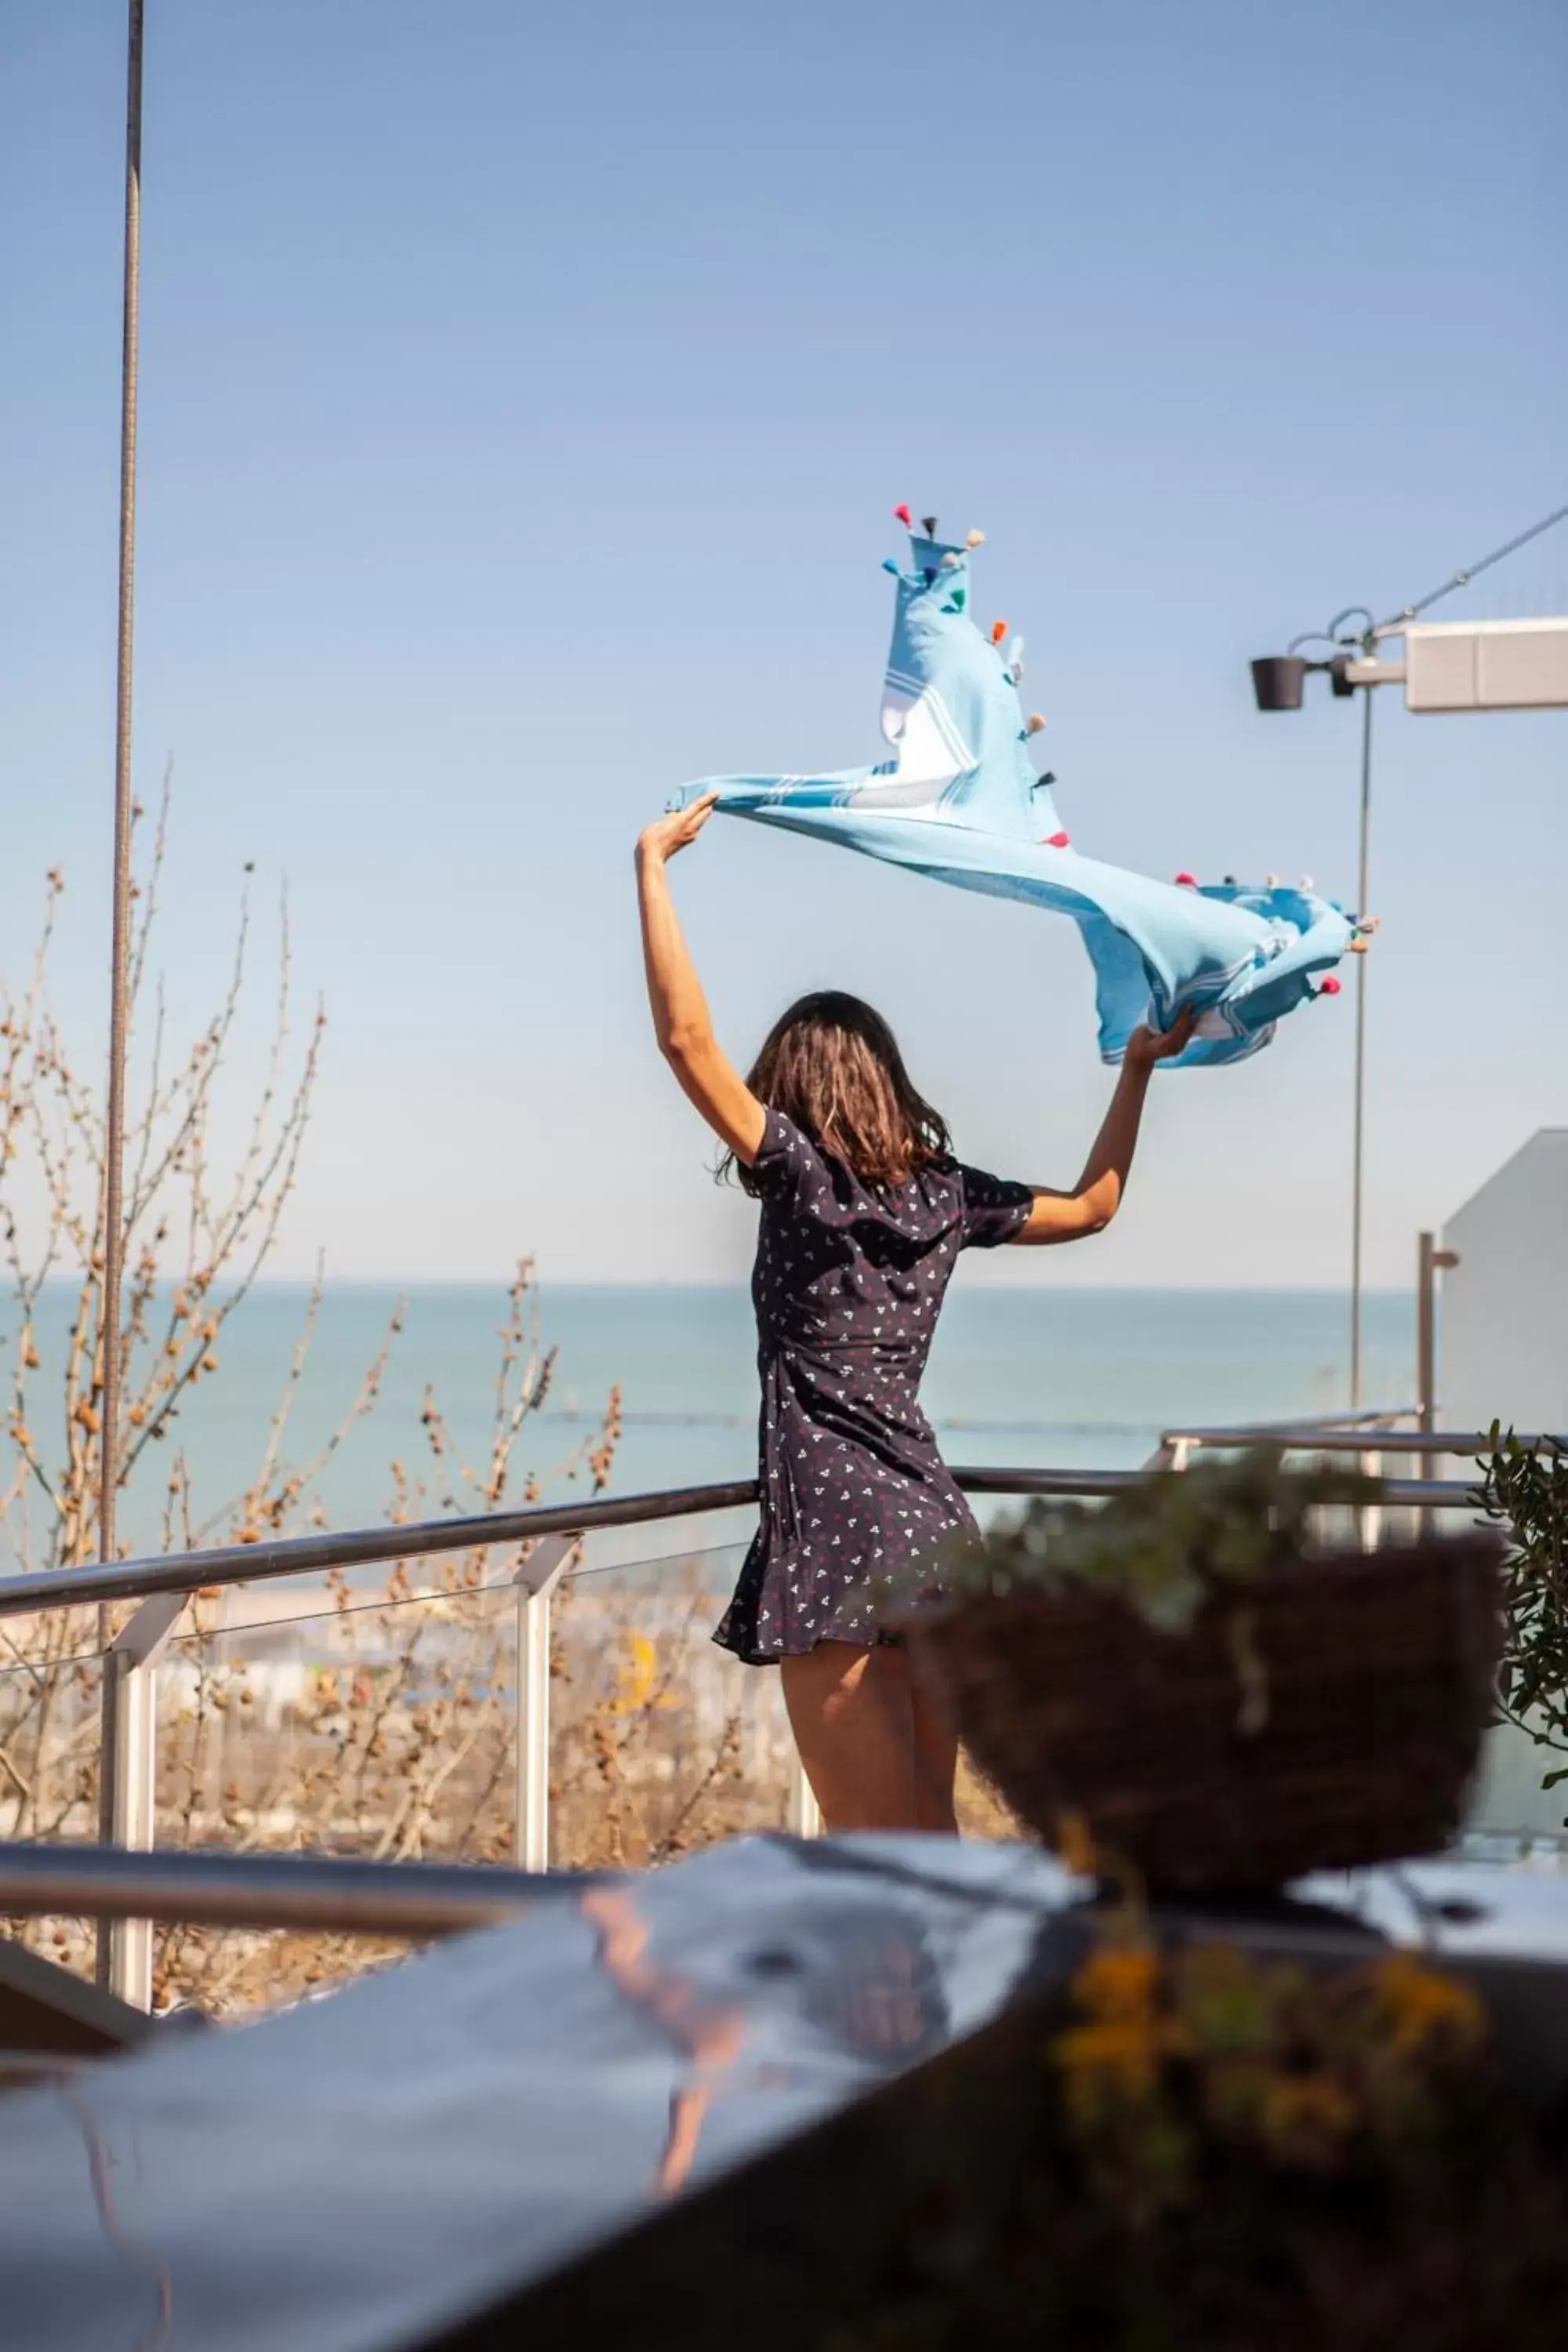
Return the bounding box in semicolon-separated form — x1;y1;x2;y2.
637;791;720;868
1125;1004;1199;1069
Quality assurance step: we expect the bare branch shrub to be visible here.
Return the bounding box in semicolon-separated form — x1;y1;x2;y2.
0;784;804;2015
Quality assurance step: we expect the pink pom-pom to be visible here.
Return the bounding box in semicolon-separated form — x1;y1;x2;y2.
1319;976;1342;996
1174;871;1198;887
1045;831;1071;848
892;503;913;528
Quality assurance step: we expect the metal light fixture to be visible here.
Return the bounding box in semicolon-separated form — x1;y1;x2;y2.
1249;503;1568;1410
1249;655;1308;713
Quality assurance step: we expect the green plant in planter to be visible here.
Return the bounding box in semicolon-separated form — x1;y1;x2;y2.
1475;1424;1568;1809
948;1447;1384;1634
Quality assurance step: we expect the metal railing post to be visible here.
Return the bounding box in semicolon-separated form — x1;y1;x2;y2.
514;1537;575;1873
1417;1231;1437;1438
1417;1233;1459;1535
1359;1452;1383;1553
786;1753;822;1839
97;1591;186;2007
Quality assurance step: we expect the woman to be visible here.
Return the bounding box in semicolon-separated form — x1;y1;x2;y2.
637;789;1195;1836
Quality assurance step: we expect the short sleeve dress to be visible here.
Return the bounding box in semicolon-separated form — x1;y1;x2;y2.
713;1108;1034;1664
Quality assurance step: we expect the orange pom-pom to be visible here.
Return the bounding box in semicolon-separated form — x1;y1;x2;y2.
990;619;1007;644
1025;713;1047;735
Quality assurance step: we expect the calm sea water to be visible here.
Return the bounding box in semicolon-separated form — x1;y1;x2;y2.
8;1281;1414;1559
11;1279;1562;1838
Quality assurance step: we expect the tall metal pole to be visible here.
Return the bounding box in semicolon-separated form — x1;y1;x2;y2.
1348;681;1373;1408
100;0;144;1583
97;0;146;1979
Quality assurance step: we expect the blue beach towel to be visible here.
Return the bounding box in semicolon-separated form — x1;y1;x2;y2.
675;517;1358;1067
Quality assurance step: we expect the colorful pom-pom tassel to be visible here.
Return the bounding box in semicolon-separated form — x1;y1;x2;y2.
1025;713;1047;735
1046;830;1071;848
922;514;938;539
1174;871;1198;887
1319;976;1342;996
939;551;962;569
966;528;985;549
990;619;1008;644
893;503;913;528
1298;874;1315;891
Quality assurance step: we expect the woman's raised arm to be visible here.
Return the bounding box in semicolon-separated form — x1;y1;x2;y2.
637;793;768;1166
1010;1005;1197;1245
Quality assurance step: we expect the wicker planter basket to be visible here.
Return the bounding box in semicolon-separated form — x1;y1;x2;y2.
912;1535;1503;1893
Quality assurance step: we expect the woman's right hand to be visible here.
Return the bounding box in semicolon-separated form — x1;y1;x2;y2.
637;790;719;868
1124;1002;1199;1070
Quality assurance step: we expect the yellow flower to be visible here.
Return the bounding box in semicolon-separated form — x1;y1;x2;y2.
1053;2017;1163;2103
1075;1946;1161;2024
610;1631;674;1715
1372;1955;1486;2055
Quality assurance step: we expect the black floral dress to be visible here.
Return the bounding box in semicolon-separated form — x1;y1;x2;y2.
714;1109;1034;1664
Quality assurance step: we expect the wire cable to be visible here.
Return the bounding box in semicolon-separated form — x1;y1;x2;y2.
1376;499;1568;634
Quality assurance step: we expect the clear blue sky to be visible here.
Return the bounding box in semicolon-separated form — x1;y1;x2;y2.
2;0;1564;1288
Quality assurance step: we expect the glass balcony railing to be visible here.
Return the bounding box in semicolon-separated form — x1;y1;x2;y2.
0;1439;1541;2018
118;1535;797;2011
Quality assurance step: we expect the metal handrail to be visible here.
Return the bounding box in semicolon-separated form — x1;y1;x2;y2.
0;1478;760;1624
0;1460;1486;1626
1164;1428;1555;1458
0;1843;598;1936
957;1466;1475;1508
1168;1406;1421;1435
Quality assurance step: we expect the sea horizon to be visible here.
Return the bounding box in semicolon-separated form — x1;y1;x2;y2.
85;1276;1412;1298
2;1279;1421;1568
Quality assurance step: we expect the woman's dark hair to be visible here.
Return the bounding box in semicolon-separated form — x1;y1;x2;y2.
724;991;951;1193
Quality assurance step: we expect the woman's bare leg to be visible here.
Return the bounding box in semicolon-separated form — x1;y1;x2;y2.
779;1641;920;1831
